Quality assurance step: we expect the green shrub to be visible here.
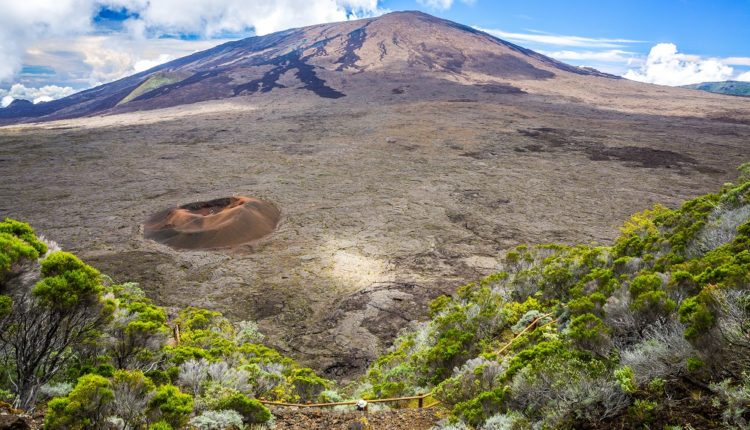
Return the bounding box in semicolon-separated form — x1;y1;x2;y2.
567;313;610;354
505;340;568;379
429;295;452;317
452;387;508;427
215;392;270;424
629;273;663;297
614;366;637;394
568;296;595;315
149;384;193;428
648;378;665;394
628;399;657;424
631;290;676;319
0;295;12;317
45;374;114;429
0;218;47;282
289;368;330;402
687;357;704;372
148;421;172;430
33;252;102;308
679;289;716;339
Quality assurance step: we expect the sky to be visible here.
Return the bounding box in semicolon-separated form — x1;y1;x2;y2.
1;0;750;106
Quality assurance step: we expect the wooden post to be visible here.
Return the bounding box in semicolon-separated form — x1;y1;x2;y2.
418;397;423;408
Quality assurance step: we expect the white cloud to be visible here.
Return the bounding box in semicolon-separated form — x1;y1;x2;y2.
133;54;175;73
478;27;642;48
623;43;734;86
417;0;453;9
416;0;473;11
541;49;638;63
0;0;385;87
105;0;383;37
0;0;96;83
23;36;230;89
478;26;749;84
0;83;76;107
724;57;750;67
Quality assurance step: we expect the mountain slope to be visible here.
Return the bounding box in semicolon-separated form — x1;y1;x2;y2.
682;80;750;97
0;11;614;123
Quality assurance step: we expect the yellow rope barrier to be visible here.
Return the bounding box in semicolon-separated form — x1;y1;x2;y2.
260;314;557;410
259;392;433;408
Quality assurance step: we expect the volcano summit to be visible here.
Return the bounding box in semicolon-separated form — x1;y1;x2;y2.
3;11;617;123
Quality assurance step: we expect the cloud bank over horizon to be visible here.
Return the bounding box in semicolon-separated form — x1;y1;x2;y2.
0;84;77;108
479;26;750;85
624;43;749;86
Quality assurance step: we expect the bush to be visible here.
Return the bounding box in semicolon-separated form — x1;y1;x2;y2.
688;203;750;257
215;392;270;424
189;410;244;430
44;374;114;429
0;218;47;280
435;357;503;406
648;378;665;394
679;290;716;339
711;372;750;428
111;370;156;428
628;273;662;298
289;368;330;402
620;320;695;382
480;412;530;430
33;251;102;308
614;366;636;394
318;390;343;403
39;382;74;400
508;357;627;427
432;420;471;430
149;384;193;428
567;313;610;355
148;421;172;430
628;399;657;424
452;388;507;427
234;320;265;344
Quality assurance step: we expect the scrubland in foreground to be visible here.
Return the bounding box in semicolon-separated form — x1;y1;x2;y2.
1;165;748;429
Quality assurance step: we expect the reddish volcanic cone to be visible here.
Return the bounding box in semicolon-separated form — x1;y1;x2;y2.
144;196;280;249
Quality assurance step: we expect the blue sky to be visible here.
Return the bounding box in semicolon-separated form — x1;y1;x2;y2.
413;0;750;58
1;0;749;105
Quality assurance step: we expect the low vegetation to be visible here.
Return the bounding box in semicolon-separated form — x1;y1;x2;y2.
0;218;332;429
363;163;750;429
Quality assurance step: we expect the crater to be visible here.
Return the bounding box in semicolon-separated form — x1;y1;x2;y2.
144;196;280;250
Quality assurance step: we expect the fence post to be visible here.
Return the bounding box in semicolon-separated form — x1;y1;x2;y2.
418;396;423;408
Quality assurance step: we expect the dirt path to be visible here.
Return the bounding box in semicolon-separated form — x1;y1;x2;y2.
270;407;443;429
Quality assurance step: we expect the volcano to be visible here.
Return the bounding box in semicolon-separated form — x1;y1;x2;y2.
0;11;619;123
144;196;280;250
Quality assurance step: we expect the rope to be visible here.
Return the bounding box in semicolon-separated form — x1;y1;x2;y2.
259;392;433;408
496;313;555;355
261;313;557;409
